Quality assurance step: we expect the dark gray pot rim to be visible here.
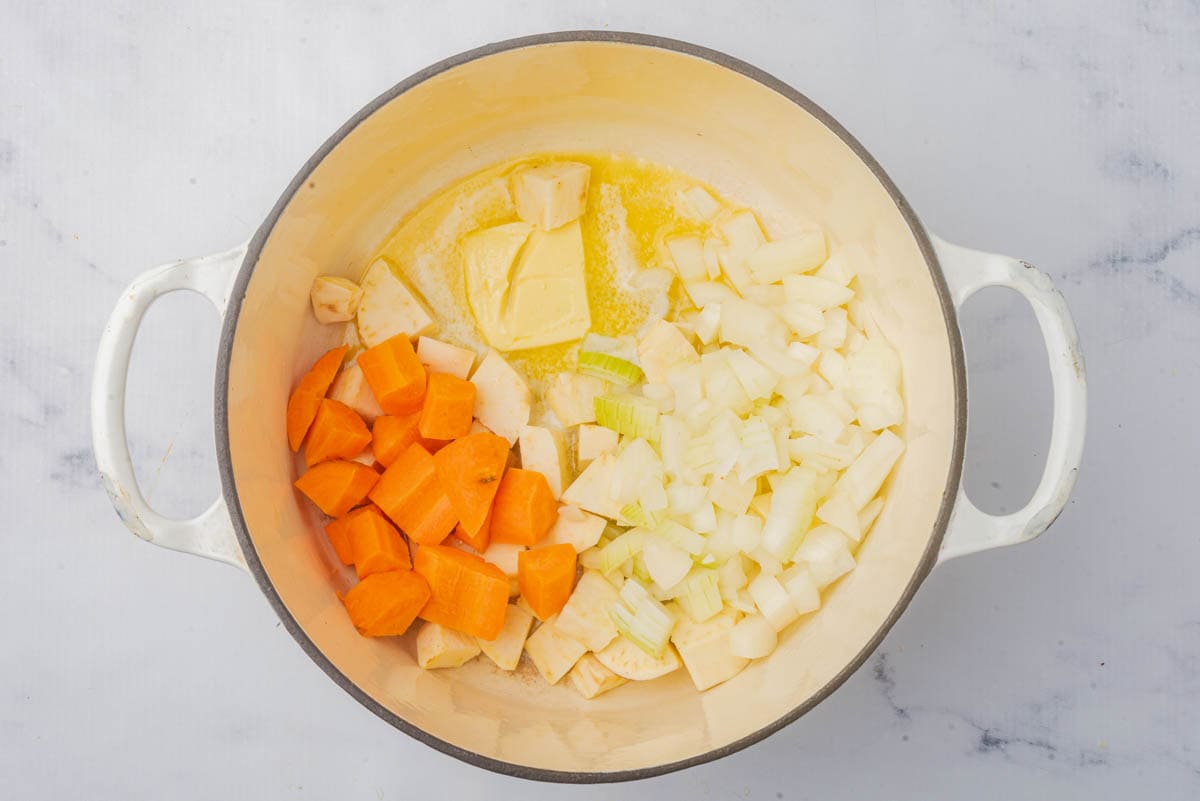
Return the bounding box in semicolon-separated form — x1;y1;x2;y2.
214;30;966;785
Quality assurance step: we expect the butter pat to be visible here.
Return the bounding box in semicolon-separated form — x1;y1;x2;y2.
512;162;591;230
464;221;591;351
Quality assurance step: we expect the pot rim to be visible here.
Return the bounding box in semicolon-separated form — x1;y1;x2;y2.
214;30;966;784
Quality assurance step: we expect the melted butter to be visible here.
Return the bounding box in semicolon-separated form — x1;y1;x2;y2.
369;152;732;390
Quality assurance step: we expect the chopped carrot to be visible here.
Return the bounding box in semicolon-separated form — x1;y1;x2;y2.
369;443;458;546
358;334;427;415
372;412;423;467
286;345;348;451
347;506;412;579
432;432;510;539
419;373;476;441
413;544;509;639
489;468;559;545
305;399;372;467
324;509;365;565
518;544;578;620
294;460;379;517
341;570;431;637
452;509;491;553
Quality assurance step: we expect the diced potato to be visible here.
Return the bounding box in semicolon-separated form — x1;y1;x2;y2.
327;360;384;423
417;622;481;669
745;228;827;284
524;615;588;684
512;162;591;230
594;635;681;681
637;320;699;384
483;542;525;579
665;235;707;282
568;653;628;699
477;604;534;671
546;372;608;427
470;350;531;444
562;452;622;519
518;425;567;499
671;608;749;691
356;259;434;346
417;336;476;379
543;505;607;552
577;423;618;465
310;276;363;323
555;571;621;651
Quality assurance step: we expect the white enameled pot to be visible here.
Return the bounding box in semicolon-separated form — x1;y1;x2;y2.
91;32;1086;782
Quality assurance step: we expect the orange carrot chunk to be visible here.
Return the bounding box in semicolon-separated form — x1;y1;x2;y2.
371;412;423;468
358;334;427;415
452;509;491;553
432;432;510;539
324;510;362;566
294;460;379;517
305;399;372;467
413;544;509;639
489;468;559;546
369;443;458;546
341;570;431;637
286;345;348;451
518;544;578;620
347;505;412;579
418;373;477;441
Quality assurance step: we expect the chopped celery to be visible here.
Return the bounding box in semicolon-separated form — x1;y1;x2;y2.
598;529;646;575
594;394;660;441
609;578;678;657
578;351;645;386
673;568;723;622
656;519;705;554
760;467;818;561
618;502;666;528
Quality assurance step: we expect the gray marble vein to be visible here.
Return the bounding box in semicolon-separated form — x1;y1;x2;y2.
2;1;1199;799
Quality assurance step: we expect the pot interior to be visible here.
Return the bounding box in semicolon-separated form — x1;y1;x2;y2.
223;36;959;776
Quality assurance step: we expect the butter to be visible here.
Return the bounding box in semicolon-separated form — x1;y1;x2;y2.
464;219;591;351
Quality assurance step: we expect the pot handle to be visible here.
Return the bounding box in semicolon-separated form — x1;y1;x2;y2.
931;235;1087;562
91;244;249;570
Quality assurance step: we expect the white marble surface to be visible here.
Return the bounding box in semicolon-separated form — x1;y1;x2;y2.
3;1;1198;798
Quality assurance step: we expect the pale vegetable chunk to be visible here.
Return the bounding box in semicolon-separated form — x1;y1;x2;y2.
470;350;531;444
745;227;827;284
637;320;699;384
310;275;363;323
716;211;765;293
568;653;627;699
356;259;434;346
816;491;862;542
555;570;621;651
477;604;534;671
747;573;799;631
679;185;721;221
794;527;856;589
782;274;854;310
759;467;818;561
729;613;778;659
562;452;622;519
512;161;591;230
546;372;609;427
665;235;707;282
779;564;820;613
577;423;619;465
524;615;588;684
836;429;905;509
327;360;384;423
671;608;749;690
483;542;525;579
518;425;567;499
417;336;476;380
543;505;607;552
417;622;481;669
595;635;681;681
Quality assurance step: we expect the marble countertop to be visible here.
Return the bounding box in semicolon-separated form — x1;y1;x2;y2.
3;1;1197;798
